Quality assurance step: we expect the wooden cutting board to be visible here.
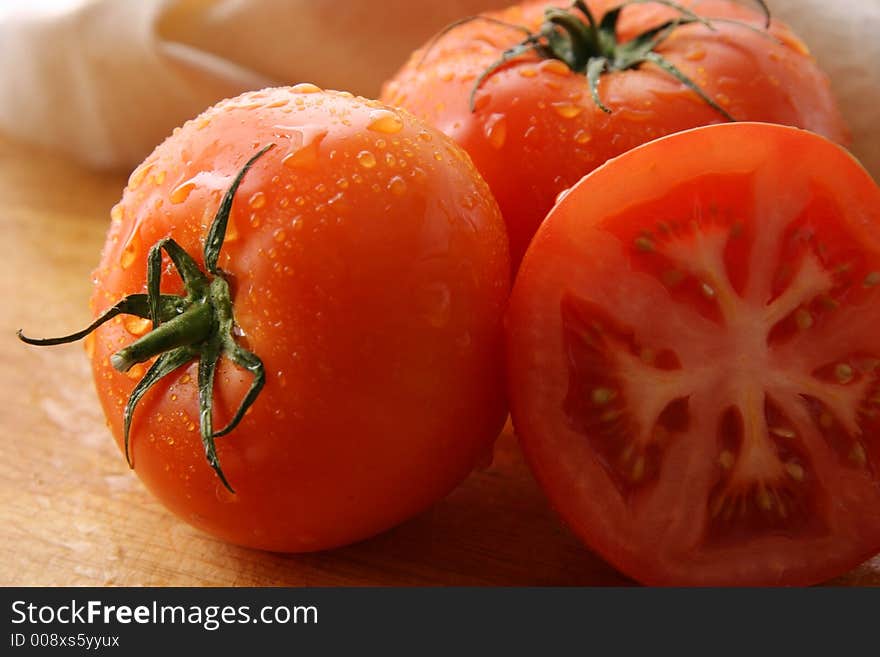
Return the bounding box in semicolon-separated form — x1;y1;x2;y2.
1;135;877;586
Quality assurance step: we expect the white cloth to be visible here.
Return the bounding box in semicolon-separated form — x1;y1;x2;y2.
0;0;877;177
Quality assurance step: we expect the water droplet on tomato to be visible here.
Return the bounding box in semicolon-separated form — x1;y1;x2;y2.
224;212;240;242
170;180;196;204
248;191;267;208
472;93;491;112
292;82;322;94
124;316;151;336
120;231;140;269
388;176;407;196
418;283;452;328
685;47;706;62
540;60;570;77
574;129;592;144
357;151;377;168
126;363;146;380
110;204;124;223
552;102;583;119
281;125;328;169
484;113;507;150
518;67;538;78
368;109;404;134
127;162;153;190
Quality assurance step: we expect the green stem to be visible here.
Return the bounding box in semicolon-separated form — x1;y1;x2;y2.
110;303;214;372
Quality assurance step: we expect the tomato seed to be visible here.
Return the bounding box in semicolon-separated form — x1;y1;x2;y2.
834;363;854;384
795;309;813;330
785;463;805;481
634;237;654;252
591;387;617;405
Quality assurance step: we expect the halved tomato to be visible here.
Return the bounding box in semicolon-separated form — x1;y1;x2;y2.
507;122;880;585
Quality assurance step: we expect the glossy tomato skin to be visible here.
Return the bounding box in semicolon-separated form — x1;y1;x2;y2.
507;123;880;585
382;0;849;268
88;86;510;552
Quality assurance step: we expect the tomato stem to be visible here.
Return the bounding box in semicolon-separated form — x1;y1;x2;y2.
109;303;214;372
17;143;276;492
423;1;772;118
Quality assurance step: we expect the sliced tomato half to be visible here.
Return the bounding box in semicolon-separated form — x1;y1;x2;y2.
507;123;880;586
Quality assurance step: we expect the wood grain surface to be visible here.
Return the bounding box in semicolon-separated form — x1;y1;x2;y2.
1;135;878;587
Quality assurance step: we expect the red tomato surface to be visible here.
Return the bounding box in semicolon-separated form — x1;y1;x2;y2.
506;123;880;585
382;0;849;268
87;86;510;552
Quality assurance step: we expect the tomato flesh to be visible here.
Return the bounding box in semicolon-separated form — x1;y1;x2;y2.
507;123;880;585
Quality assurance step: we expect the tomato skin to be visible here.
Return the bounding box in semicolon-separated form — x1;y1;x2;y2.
88;86;510;552
507;123;880;586
382;0;849;268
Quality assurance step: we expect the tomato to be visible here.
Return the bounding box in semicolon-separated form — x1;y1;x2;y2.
506;122;880;585
24;86;510;552
381;0;849;268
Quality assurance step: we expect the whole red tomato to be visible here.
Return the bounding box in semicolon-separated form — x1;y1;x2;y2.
382;0;849;267
23;85;510;552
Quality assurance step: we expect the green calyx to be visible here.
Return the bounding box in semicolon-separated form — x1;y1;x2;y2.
424;0;772;119
18;143;276;492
